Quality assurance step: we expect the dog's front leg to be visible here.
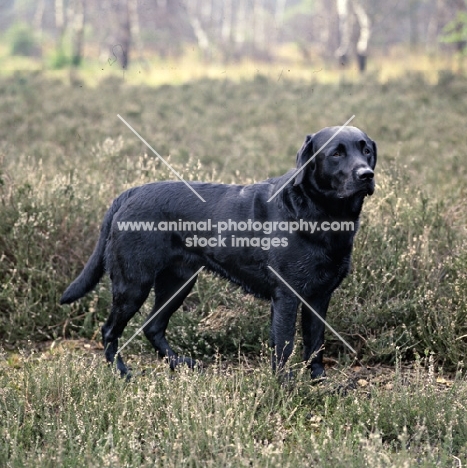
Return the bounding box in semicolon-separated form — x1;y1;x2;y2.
301;295;331;379
270;292;299;375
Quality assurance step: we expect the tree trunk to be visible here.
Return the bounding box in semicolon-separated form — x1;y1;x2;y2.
221;0;234;60
409;0;419;49
275;0;287;27
34;0;46;35
34;0;46;55
452;0;467;53
335;0;351;66
128;0;143;64
190;16;211;58
426;0;439;53
71;0;86;67
102;0;131;68
274;0;288;43
252;0;266;56
234;0;247;54
117;0;131;69
353;0;370;72
186;0;211;60
55;0;66;53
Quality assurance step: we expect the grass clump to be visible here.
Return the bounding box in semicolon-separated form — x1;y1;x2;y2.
1;349;466;466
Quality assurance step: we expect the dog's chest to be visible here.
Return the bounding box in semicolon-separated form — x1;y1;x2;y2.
292;232;354;295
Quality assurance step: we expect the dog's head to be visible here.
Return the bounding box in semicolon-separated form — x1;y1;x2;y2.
294;126;377;199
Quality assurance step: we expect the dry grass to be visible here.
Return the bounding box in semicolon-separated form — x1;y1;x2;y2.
1;345;466;466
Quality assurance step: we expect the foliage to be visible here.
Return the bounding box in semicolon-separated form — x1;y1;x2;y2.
47;47;73;70
440;10;467;53
6;22;40;57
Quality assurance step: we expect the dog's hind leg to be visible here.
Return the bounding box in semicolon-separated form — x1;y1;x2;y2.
102;280;152;377
143;267;198;370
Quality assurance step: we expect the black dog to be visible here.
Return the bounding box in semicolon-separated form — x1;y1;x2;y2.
61;126;376;378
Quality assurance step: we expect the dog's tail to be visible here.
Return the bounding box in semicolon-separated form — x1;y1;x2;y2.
60;187;140;305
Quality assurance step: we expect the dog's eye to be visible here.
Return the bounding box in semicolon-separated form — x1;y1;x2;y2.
332;151;341;157
363;148;371;155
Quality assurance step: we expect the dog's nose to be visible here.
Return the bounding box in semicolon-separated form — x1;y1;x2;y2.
356;167;374;181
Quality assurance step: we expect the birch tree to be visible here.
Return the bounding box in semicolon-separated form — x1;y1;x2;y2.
335;0;370;71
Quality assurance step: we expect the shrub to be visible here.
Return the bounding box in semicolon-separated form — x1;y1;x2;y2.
7;23;40;57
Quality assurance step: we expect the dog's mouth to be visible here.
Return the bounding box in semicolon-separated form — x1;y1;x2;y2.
366;178;376;195
337;179;375;198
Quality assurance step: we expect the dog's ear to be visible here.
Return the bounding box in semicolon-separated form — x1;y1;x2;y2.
371;140;377;169
294;134;315;186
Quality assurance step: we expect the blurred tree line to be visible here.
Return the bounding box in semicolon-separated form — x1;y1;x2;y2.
1;0;466;70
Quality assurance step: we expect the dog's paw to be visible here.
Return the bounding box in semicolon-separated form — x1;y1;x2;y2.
106;360;131;380
168;356;197;371
309;364;326;380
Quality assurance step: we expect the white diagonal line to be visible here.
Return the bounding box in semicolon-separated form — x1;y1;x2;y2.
117;114;206;202
268;266;357;354
267;115;355;203
116;266;205;356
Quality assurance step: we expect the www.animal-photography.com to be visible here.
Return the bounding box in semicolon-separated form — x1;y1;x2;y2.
1;2;467;466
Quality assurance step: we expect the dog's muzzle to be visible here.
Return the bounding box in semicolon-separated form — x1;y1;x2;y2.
356;167;375;196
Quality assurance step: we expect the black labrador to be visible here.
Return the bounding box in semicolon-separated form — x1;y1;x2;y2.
61;126;376;379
